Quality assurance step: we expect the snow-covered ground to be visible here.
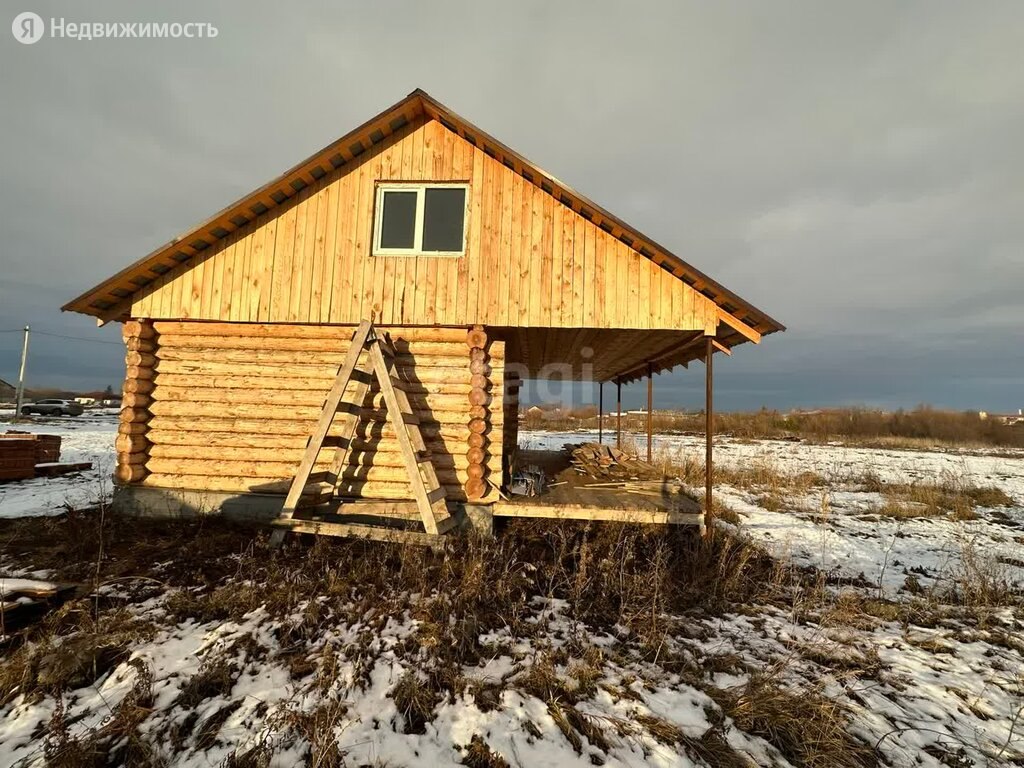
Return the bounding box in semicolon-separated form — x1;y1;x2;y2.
0;409;118;518
0;424;1021;766
524;429;1024;599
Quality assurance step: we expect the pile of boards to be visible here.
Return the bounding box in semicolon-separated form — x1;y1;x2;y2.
0;578;73;632
566;442;661;480
0;432;90;481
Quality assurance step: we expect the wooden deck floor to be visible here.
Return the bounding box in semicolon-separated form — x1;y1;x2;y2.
494;449;703;526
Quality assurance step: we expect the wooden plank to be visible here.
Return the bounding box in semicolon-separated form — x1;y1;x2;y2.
493;503;702;525
271;518;446;549
368;340;447;535
539;192;554;325
276;320;373;525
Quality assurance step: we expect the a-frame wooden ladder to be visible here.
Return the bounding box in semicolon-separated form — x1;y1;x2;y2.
269;320;456;546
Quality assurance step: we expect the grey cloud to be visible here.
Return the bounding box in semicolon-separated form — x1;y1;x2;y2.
1;0;1021;411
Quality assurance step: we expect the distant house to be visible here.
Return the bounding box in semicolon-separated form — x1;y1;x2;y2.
525;406;544;418
75;397;97;405
980;409;1024;426
0;378;15;402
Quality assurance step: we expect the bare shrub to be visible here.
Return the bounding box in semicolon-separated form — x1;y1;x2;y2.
523;405;1024;449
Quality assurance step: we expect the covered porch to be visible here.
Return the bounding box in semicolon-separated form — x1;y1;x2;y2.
492;323;746;530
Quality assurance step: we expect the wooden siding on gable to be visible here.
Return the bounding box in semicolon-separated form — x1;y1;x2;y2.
131;118;716;332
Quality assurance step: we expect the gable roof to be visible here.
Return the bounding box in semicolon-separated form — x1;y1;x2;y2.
63;89;783;343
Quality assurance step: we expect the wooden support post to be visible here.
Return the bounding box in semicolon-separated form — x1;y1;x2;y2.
646;363;653;463
705;336;714;529
598;382;604;444
615;380;622;450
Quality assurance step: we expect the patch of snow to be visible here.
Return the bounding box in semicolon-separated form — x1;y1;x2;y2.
0;411;117;518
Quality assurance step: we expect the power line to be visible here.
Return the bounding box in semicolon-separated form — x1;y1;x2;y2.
1;328;121;345
30;330;123;346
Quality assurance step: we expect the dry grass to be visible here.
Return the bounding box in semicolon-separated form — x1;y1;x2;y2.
43;658;163;767
0;510;886;766
709;672;876;768
524;405;1024;449
860;469;1015;521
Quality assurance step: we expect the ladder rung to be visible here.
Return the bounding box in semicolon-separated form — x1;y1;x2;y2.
322;435;351;449
402;413;420;426
415;451;433;463
435;515;458;535
307;471;336;484
426;487;446;505
351;367;374;385
336;401;362;415
389;376;408;392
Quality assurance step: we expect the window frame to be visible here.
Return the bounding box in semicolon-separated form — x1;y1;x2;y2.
372;182;470;257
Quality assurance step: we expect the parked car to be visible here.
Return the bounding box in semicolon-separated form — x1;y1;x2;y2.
20;399;84;417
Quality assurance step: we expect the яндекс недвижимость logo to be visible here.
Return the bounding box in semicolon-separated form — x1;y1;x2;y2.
12;11;44;43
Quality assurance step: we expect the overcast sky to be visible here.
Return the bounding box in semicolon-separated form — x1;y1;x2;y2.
1;1;1021;412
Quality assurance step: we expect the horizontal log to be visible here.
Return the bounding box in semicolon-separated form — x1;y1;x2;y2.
122;320;156;340
144;457;471;485
125;351;157;368
147;400;473;423
125;337;157;353
118;422;149;436
142;473;470;501
144;428;486;451
151;322;473;344
145;417;492;441
147;444;481;470
149;386;478;412
123;378;155;395
117;451;148;466
465;478;486;500
115;434;151;453
126;366;155;381
121;393;152;409
114;464;148;484
152;359;473;381
120;407;151;424
151;379;474;398
155;334;502;360
154;347;479;368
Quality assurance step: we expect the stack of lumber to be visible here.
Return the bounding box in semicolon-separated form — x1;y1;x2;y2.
28;434;61;463
0;436;37;481
0;433;91;481
565;442;661;481
0;578;73;629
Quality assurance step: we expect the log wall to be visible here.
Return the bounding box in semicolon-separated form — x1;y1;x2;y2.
119;321;505;503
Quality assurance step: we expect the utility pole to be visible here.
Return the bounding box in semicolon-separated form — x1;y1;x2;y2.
14;325;29;421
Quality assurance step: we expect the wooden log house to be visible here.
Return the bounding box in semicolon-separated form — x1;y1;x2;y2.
63;89;783;536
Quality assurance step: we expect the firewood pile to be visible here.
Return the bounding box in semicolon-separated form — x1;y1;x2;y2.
565;442;661;480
